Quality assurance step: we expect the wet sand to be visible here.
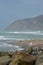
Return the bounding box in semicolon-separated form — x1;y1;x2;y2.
15;39;43;47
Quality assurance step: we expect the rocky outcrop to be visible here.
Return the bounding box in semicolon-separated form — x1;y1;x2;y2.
35;52;43;65
10;51;36;65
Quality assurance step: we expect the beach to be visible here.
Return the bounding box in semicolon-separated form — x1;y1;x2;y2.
14;39;43;47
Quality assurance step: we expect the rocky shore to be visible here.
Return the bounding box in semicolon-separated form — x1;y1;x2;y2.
0;39;43;65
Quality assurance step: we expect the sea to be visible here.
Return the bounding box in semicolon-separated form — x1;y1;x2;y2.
0;30;43;52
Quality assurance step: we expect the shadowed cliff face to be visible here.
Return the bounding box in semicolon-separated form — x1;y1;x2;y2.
6;15;43;30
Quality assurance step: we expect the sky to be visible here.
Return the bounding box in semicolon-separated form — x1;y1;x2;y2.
0;0;43;29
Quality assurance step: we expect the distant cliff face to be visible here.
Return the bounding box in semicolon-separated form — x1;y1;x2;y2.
6;15;43;30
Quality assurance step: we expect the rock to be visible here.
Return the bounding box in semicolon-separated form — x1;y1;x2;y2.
10;51;36;65
35;52;43;65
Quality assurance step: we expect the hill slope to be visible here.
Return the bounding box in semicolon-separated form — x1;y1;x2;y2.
6;15;43;30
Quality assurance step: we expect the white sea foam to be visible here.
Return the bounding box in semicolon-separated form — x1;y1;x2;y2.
0;31;43;41
6;31;43;35
0;42;24;51
0;36;4;40
7;31;40;34
0;36;16;40
0;36;30;41
0;37;43;41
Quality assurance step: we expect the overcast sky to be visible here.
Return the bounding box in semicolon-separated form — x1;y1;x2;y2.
0;0;43;29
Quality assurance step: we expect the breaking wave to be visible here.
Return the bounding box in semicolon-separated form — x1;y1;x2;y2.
6;31;43;35
0;31;43;41
0;36;30;41
0;42;24;52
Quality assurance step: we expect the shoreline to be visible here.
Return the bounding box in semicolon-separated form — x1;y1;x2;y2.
11;39;43;47
0;39;43;47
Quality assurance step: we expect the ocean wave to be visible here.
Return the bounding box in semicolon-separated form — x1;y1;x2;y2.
7;31;40;33
0;36;43;41
0;31;43;41
0;42;24;51
0;36;16;40
0;35;31;40
6;31;43;35
0;36;4;38
0;37;30;41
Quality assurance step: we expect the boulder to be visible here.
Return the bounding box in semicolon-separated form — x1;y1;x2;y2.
10;51;36;65
35;52;43;65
